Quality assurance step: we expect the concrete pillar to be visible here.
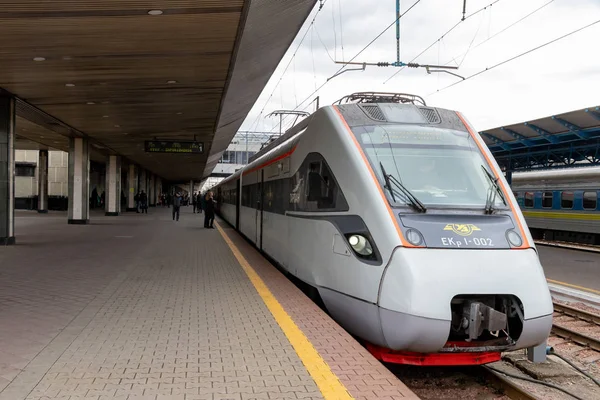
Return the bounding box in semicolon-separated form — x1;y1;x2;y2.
105;155;121;216
157;178;162;205
0;95;15;245
149;173;155;207
37;150;49;213
126;164;137;211
68;137;90;224
139;169;147;195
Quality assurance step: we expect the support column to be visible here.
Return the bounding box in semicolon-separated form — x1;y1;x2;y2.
0;96;15;245
37;150;49;213
126;164;138;212
139;169;147;195
149;173;155;207
157;178;162;206
68;137;90;224
105;155;121;216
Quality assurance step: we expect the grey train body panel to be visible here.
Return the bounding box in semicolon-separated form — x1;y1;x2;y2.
214;101;553;354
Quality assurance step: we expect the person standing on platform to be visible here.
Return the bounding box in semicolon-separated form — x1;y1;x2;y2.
204;191;216;229
134;191;140;213
172;192;182;221
192;192;198;214
140;190;148;214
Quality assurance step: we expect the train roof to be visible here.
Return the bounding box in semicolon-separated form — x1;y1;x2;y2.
512;165;600;181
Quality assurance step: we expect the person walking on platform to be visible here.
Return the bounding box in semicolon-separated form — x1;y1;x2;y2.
140;190;148;214
199;192;205;214
204;191;216;229
172;192;182;221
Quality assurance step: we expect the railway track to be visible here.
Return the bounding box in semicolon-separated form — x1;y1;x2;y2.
552;302;600;352
481;366;542;400
535;239;600;253
389;364;544;400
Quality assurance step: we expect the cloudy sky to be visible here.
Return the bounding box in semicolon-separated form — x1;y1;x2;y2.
240;0;600;133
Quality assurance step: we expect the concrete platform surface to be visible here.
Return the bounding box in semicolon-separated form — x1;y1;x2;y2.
0;209;417;400
538;245;600;293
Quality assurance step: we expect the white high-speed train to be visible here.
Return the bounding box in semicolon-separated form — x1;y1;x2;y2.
214;93;553;365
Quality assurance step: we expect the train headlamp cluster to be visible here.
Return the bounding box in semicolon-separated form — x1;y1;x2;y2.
348;235;373;257
406;229;424;246
506;230;523;247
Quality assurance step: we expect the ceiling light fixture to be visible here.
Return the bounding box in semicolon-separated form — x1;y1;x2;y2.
167;80;177;84
33;57;46;62
176;112;183;115
114;124;120;128
86;101;95;105
148;10;163;15
103;115;109;118
65;83;75;87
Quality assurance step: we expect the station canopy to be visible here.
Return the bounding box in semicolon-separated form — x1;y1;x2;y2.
0;0;316;182
480;106;600;171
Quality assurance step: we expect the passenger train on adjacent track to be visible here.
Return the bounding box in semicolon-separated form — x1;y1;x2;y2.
512;167;600;245
213;93;554;366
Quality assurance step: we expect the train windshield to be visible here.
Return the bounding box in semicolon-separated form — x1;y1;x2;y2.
353;124;507;209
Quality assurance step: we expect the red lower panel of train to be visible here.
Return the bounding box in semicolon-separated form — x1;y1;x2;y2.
366;342;501;366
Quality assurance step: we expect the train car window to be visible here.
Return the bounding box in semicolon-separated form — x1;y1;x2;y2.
281;158;290;174
524;192;534;208
561;191;574;209
542;192;553;208
583;191;597;210
289;153;349;212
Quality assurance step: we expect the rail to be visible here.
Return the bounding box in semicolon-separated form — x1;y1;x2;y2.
482;366;541;400
552;301;600;352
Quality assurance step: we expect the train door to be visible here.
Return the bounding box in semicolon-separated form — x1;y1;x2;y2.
235;179;240;230
255;170;264;249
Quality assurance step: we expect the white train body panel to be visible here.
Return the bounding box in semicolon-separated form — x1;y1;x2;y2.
214;101;553;356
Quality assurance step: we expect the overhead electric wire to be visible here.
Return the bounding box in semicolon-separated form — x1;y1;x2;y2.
338;0;345;61
383;0;501;84
458;9;487;67
444;0;555;67
314;26;335;62
271;0;423;132
245;0;329;132
429;18;600;96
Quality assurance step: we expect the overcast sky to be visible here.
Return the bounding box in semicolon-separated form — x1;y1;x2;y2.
240;0;600;133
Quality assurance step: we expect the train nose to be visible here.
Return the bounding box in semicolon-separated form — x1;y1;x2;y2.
377;247;554;352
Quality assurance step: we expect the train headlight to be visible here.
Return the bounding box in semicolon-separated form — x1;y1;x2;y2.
348;235;373;256
406;229;424;246
506;230;523;247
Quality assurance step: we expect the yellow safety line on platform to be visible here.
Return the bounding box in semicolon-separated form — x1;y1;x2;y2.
547;279;600;295
216;223;354;400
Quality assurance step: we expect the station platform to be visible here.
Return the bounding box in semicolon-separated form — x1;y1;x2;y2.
537;245;600;293
0;208;418;400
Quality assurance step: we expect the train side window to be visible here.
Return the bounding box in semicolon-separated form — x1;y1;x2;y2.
289;152;349;212
561;191;574;209
524;192;534;208
542;192;553;208
583;191;597;210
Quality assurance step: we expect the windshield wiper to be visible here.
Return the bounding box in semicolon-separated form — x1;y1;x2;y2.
481;165;507;214
379;162;427;213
